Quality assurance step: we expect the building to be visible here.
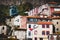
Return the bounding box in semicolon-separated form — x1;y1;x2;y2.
26;15;53;40
48;34;60;40
49;6;60;33
52;11;60;33
6;15;27;40
0;25;7;35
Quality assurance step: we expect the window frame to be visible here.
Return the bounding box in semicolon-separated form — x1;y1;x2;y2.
28;31;31;36
46;31;50;35
35;37;37;40
42;24;45;28
29;25;31;28
42;31;45;35
46;24;49;28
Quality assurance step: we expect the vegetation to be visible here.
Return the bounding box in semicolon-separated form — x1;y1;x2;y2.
0;5;9;24
0;2;33;24
17;2;33;16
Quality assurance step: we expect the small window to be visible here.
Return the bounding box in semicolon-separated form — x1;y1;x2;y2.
28;18;33;22
28;31;31;36
29;25;31;28
56;28;59;31
34;19;38;22
16;19;19;22
46;25;49;28
35;37;37;40
42;31;45;35
40;38;43;40
2;27;4;30
42;25;45;28
57;22;58;24
10;19;11;21
46;31;50;35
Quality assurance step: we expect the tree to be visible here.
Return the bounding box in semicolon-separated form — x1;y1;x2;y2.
0;5;9;24
17;2;33;16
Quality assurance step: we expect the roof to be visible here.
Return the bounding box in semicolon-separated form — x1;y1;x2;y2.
37;22;52;24
50;6;60;8
26;16;52;19
48;2;57;4
52;17;60;19
26;16;40;18
53;11;60;14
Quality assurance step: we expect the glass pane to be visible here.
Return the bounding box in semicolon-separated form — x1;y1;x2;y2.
42;31;45;35
42;25;45;28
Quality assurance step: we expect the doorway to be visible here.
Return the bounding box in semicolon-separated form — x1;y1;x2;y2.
40;38;43;40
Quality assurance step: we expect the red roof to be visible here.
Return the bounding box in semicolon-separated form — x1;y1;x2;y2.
48;2;57;4
52;17;60;19
37;22;52;24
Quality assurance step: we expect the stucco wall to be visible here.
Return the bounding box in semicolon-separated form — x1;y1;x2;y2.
52;19;60;32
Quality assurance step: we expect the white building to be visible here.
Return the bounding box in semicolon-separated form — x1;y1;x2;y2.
52;13;60;33
6;15;27;40
50;6;60;33
33;22;53;40
0;25;7;35
26;16;53;40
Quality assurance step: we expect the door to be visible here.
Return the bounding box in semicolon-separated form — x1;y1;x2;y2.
40;38;43;40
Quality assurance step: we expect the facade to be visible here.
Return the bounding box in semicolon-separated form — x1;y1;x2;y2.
50;6;60;33
52;13;60;32
48;34;60;40
0;25;7;35
6;16;14;27
26;15;53;40
34;22;53;40
6;15;27;40
14;29;26;40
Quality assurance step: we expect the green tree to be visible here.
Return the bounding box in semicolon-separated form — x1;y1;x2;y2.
17;2;33;16
0;5;9;24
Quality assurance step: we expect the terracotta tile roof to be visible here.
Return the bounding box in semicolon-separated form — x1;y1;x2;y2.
52;17;60;19
26;16;52;19
48;2;57;4
26;16;40;18
50;7;60;8
53;11;60;14
37;22;52;24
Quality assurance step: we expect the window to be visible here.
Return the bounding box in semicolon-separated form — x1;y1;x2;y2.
28;18;38;22
28;38;32;40
46;31;50;35
40;38;43;40
29;25;31;28
46;25;49;28
57;22;58;24
34;19;38;22
9;19;11;21
28;31;31;36
34;30;37;35
16;19;19;22
42;31;45;35
56;28;59;31
28;18;33;22
42;25;45;28
35;37;37;40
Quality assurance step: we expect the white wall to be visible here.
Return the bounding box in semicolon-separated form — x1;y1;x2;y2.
27;23;53;40
52;19;60;32
14;15;21;26
27;24;38;38
0;25;7;35
6;18;14;27
33;24;53;40
14;30;26;40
